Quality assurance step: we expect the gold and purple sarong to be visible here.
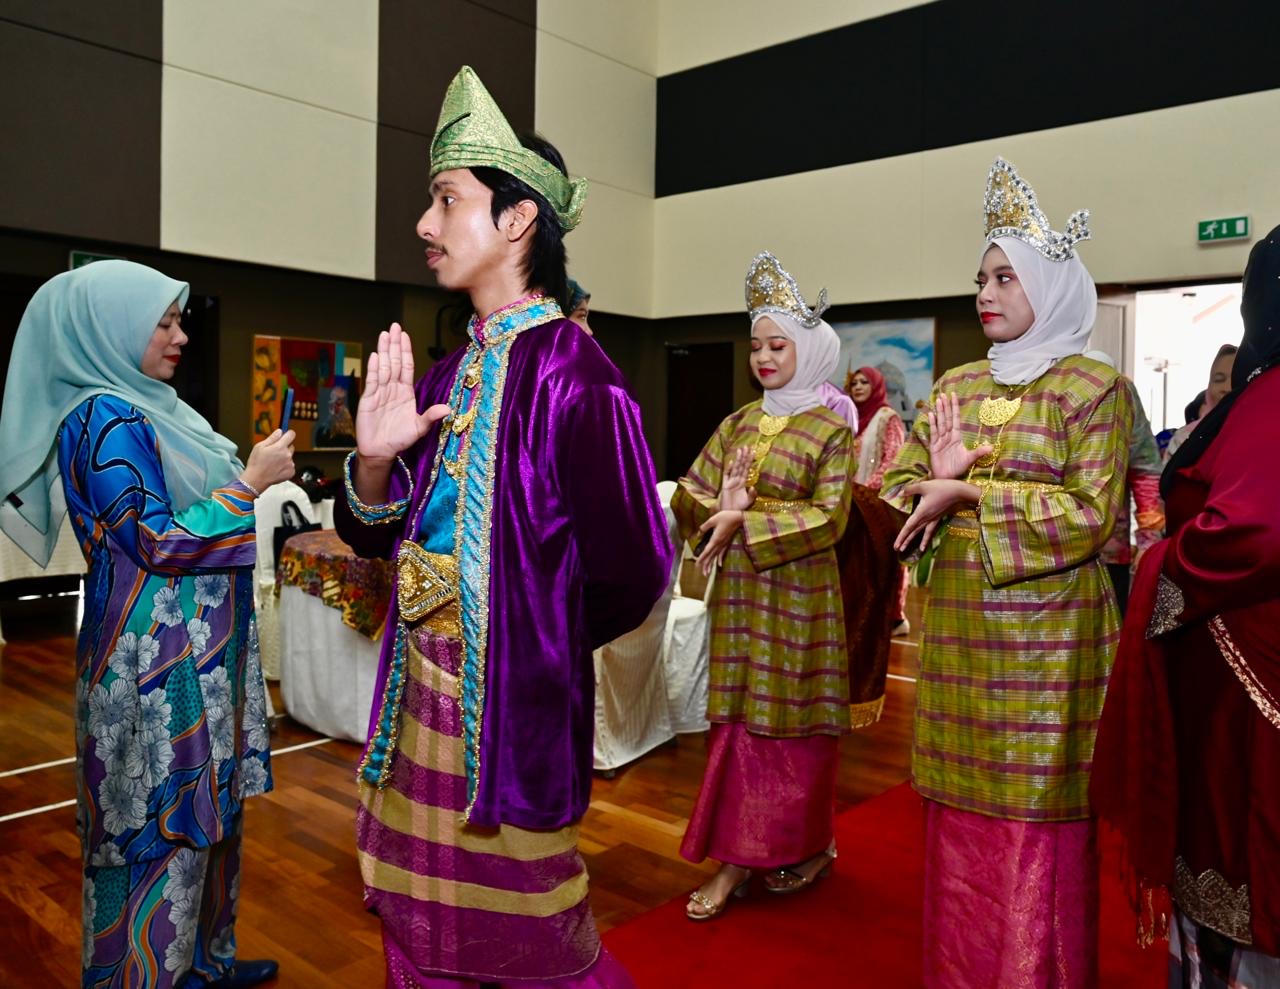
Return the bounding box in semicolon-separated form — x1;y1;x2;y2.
356;620;601;984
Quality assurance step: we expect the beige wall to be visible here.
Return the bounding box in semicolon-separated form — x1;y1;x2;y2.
161;0;379;279
535;0;658;317
540;0;1280;321
15;1;1276;326
653;88;1280;318
655;0;925;75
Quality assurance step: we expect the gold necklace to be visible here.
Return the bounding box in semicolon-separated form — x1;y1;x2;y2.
748;412;791;487
977;386;1029;428
758;413;789;437
967;382;1033;483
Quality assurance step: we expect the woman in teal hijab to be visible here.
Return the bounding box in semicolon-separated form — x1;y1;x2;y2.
0;261;293;988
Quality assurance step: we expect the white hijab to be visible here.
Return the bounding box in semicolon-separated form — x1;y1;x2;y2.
985;236;1097;386
752;311;841;416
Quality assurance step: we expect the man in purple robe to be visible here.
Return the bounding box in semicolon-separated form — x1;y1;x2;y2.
334;66;671;987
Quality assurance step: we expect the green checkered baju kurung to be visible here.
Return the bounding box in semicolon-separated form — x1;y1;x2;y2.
672;401;853;737
882;355;1133;821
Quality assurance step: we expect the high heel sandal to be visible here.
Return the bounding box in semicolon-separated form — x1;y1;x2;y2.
686;874;751;921
763;846;837;895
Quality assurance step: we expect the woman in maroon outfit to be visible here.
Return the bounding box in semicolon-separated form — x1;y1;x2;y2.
1092;226;1280;985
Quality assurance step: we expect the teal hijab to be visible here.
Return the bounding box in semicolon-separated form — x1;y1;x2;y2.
0;260;243;566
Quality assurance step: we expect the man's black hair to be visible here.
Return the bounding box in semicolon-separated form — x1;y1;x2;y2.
1184;390;1206;424
471;133;570;312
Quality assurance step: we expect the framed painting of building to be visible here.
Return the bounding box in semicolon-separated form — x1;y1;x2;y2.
829;318;936;427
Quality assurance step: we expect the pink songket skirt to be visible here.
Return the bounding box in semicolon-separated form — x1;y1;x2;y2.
680;723;839;868
923;800;1099;988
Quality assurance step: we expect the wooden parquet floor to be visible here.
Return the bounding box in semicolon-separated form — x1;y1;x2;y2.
0;591;922;988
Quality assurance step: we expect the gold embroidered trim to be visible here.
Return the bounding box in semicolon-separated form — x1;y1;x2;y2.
457;320;530;822
343;452;413;523
408;605;462;650
396;542;458;624
946;526;979;540
1147;573;1185;638
753;497;810;513
849;694;885;729
1173;856;1252;944
983;479;1064;492
1209;616;1280;730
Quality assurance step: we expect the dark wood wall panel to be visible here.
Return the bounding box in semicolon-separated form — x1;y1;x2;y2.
0;0;162;59
375;0;536;284
0;16;161;246
656;0;1280;196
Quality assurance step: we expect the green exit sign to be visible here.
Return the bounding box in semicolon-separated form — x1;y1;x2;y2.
68;250;121;269
1198;216;1249;243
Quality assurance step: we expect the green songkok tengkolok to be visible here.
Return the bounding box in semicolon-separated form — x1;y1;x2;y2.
430;65;587;232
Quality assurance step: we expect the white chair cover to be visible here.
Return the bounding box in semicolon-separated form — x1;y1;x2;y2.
660;483;714;734
592;489;680;771
0;517;86;643
252;481;317;682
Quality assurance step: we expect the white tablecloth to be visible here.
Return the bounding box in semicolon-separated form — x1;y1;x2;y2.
660;486;713;734
278;585;378;743
661;596;712;734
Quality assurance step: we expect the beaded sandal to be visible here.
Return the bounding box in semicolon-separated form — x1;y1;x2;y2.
763;846;837;895
686;874;751;921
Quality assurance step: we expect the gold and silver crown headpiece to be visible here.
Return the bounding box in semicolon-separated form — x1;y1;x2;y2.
984;157;1090;262
745;252;829;327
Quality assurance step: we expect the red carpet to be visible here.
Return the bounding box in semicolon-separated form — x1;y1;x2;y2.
605;783;1165;988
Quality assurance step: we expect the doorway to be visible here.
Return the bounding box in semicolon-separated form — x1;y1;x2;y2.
170;293;220;428
1132;282;1242;434
664;342;735;481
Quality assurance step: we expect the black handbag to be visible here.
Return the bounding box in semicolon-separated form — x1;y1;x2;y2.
273;500;322;562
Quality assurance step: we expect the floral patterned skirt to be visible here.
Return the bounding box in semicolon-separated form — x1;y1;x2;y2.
82;819;242;989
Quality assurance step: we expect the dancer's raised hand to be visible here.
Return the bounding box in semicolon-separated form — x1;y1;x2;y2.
718;446;756;512
926;392;992;480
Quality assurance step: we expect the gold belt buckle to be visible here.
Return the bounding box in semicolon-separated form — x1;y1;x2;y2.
396;540;459;624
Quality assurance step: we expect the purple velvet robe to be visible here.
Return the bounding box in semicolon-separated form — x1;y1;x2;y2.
336;318;672;829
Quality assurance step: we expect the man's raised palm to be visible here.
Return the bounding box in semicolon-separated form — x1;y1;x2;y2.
356;324;450;460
